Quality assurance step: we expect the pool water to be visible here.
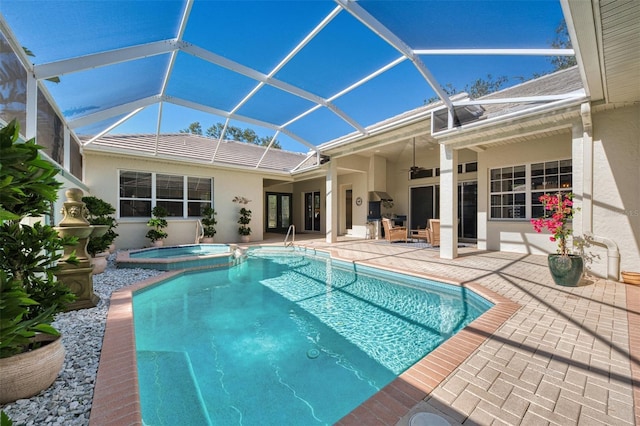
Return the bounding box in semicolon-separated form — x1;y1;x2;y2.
133;251;492;425
129;244;230;259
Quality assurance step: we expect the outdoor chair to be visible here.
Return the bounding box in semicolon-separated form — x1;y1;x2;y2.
381;218;408;243
426;219;440;247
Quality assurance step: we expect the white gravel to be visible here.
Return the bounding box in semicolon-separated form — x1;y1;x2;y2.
0;253;164;426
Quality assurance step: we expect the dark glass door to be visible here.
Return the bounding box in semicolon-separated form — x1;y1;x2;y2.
410;185;439;230
345;189;353;230
305;191;321;231
266;192;292;233
458;181;477;239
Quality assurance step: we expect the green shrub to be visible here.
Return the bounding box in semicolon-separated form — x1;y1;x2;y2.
146;206;168;242
82;196;118;255
0;119;76;358
201;206;217;238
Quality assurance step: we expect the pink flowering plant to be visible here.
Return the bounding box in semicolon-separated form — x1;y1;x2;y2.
531;192;576;256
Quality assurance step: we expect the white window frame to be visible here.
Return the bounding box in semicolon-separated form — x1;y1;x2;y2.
118;170;213;219
489;158;572;221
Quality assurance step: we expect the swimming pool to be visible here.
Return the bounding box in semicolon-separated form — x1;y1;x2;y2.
133;249;492;425
117;244;242;270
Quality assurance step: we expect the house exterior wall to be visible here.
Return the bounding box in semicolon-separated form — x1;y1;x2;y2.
338;171;368;238
587;105;640;276
83;152;265;249
477;133;573;254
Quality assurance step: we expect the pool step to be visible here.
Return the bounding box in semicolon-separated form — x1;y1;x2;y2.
137;350;211;425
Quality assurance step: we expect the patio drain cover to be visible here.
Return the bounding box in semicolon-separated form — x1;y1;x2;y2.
410;412;450;426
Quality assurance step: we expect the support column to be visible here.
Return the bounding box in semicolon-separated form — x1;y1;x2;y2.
326;160;338;243
64;126;71;172
26;72;38;140
439;144;458;259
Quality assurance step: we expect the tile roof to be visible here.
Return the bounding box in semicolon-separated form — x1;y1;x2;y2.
477;66;583;119
82;133;316;172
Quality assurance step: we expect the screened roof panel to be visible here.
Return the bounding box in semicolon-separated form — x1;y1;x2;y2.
273;10;399;98
0;0;581;156
184;1;336;75
74;114;131;137
44;55;169;120
3;0;182;63
332;60;435;127
166;52;258;112
422;55;558;93
359;1;566;49
286;107;357;145
236;84;317;126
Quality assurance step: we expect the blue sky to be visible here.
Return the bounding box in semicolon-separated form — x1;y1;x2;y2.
2;1;568;153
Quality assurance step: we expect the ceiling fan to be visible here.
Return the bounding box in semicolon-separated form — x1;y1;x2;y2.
409;137;426;173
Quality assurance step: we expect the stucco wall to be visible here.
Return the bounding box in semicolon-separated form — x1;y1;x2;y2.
478;133;573;254
338;172;368;238
589;105;640;276
83;152;266;249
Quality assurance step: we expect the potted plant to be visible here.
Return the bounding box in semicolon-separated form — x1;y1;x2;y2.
0;119;77;403
83;196;118;253
238;207;252;243
146;206;168;247
233;196;252;243
200;206;217;243
82;196;118;273
531;192;584;286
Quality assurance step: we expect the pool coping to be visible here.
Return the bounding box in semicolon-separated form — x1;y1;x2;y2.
88;249;520;425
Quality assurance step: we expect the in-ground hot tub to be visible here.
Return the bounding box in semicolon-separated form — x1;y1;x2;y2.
116;244;244;271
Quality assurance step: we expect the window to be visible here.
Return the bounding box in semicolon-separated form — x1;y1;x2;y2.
410;168;433;179
531;160;572;218
156;174;184;217
458;162;477;174
119;171;212;218
490;165;526;219
120;171;152;218
489;159;572;220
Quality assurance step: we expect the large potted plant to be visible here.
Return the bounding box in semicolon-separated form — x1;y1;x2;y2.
200;206;217;243
146;206;168;247
82;196;118;273
531;192;584;286
233;196;252;243
0;120;77;403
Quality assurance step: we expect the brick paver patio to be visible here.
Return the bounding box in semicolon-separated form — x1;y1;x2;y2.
90;236;639;425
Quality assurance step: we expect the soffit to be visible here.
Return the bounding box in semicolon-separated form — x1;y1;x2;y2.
565;0;640;104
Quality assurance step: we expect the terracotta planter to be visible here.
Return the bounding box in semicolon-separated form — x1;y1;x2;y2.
622;271;640;285
152;240;164;247
240;235;250;243
90;252;109;275
548;254;584;286
0;334;65;404
108;243;116;254
201;237;215;244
